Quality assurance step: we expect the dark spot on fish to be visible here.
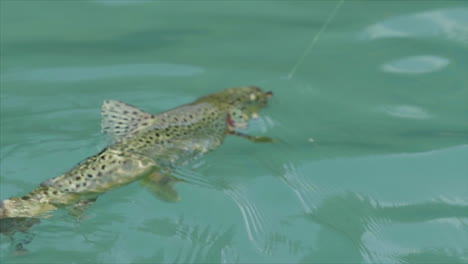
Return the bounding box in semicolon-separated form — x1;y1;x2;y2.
162;118;166;122
97;172;103;177
111;160;116;164
53;191;58;195
101;155;106;160
76;184;80;188
118;122;123;125
123;110;128;114
22;196;30;201
174;117;178;122
76;177;81;180
155;133;160;137
189;114;193;119
115;126;120;129
83;182;87;187
87;174;93;178
133;111;138;115
166;134;170;137
68;180;72;184
65;189;69;192
101;165;106;170
112;115;117;118
44;191;48;195
142;122;148;126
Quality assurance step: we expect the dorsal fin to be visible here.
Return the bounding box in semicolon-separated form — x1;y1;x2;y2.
101;100;155;142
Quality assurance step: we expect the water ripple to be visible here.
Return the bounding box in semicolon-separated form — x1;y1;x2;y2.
3;63;204;82
174;167;227;191
224;186;269;254
281;162;319;214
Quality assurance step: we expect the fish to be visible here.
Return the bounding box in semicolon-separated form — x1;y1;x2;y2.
0;86;274;220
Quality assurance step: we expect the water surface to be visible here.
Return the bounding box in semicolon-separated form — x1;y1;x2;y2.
1;1;467;263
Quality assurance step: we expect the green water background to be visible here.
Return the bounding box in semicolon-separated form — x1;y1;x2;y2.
1;0;467;263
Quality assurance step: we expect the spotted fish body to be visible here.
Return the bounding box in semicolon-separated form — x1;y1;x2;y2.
0;86;272;218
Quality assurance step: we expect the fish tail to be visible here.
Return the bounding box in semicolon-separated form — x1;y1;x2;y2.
0;197;56;219
0;186;78;218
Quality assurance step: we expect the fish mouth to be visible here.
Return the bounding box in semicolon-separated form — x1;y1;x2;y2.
261;91;273;107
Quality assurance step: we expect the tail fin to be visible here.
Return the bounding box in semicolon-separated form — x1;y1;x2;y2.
0;197;58;219
141;171;185;202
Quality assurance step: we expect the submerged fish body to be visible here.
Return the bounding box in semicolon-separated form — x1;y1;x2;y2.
0;86;273;218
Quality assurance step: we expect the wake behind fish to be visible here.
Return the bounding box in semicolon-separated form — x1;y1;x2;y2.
224;186;271;254
281;162;320;214
174;166;228;191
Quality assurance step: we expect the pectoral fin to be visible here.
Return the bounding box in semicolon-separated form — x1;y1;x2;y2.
229;131;277;143
67;198;98;218
141;172;185;202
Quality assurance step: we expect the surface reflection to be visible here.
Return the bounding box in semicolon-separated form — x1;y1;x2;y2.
381;55;450;74
362;7;468;43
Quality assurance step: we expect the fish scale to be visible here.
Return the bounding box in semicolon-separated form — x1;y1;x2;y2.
41;148;156;194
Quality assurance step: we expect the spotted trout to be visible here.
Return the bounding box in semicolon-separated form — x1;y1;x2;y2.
0;86;273;219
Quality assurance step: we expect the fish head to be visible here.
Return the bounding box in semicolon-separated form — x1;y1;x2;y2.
199;86;273;129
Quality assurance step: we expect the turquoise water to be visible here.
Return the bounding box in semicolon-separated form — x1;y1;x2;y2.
1;0;468;263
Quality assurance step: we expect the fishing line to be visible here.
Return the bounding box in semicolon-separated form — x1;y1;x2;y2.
287;0;345;80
